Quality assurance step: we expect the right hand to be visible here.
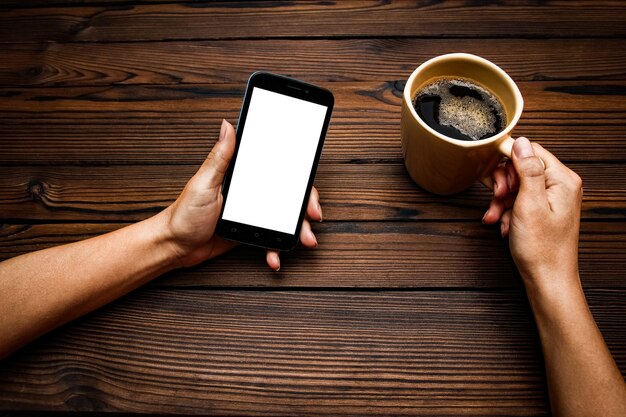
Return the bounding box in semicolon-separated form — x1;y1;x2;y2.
482;137;583;292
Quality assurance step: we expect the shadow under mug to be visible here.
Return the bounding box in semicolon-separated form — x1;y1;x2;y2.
401;53;524;195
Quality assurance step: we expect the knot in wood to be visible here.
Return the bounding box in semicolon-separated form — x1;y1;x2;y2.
27;179;47;201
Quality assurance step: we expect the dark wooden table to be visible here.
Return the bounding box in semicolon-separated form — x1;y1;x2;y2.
1;1;625;415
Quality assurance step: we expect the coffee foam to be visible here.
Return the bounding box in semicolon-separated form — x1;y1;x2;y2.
418;78;505;141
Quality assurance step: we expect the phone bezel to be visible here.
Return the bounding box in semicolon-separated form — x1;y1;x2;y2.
216;72;334;251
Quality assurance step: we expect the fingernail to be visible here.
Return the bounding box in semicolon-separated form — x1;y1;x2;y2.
513;137;534;159
309;230;318;247
494;181;499;194
219;119;227;141
271;252;280;271
317;203;323;222
482;211;488;224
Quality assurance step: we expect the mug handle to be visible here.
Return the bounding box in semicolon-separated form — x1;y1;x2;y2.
479;136;546;190
479;136;514;190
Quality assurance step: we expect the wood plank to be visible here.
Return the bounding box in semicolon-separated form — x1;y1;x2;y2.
1;81;625;164
3;81;624;113
1;221;625;289
0;0;189;6
0;163;624;222
1;1;626;43
2;38;626;87
0;289;624;414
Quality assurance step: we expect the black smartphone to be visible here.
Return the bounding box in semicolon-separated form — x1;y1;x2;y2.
216;72;334;251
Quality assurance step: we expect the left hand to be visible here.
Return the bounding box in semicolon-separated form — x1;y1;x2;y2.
163;119;322;270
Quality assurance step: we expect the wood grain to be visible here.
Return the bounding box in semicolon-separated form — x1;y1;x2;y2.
0;0;187;6
0;289;624;415
1;1;626;43
1;1;625;414
2;38;626;87
1;221;625;289
1;81;625;164
0;163;624;222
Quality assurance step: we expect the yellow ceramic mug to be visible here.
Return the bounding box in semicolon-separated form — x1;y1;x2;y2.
401;53;523;195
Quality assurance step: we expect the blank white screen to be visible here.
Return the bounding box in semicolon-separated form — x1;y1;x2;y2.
222;87;328;234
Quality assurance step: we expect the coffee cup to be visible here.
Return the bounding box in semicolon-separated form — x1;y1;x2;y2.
401;53;523;195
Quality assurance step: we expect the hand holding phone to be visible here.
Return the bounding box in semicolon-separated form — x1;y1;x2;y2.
216;72;334;251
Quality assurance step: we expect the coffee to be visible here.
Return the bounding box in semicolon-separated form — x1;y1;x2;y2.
413;77;506;141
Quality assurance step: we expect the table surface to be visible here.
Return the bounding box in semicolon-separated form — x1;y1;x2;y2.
1;1;625;415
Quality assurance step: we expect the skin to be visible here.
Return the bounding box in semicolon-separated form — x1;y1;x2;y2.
483;137;626;417
0;120;322;359
0;126;623;414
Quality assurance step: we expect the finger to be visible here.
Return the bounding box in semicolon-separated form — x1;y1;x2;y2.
531;142;576;186
492;165;509;199
511;137;549;210
500;209;512;237
299;218;318;248
306;186;323;222
530;142;564;172
266;250;281;271
505;161;519;193
482;193;516;225
198;120;236;189
531;142;583;211
483;197;507;225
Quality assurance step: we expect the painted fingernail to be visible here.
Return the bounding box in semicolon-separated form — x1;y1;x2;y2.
514;137;534;159
219;119;227;141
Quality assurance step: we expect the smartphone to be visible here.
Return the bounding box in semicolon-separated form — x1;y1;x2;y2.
216;72;334;251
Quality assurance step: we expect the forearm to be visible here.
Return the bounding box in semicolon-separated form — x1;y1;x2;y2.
0;212;180;359
526;275;626;417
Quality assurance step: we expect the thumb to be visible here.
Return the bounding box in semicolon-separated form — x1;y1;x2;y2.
511;137;548;207
201;119;236;189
